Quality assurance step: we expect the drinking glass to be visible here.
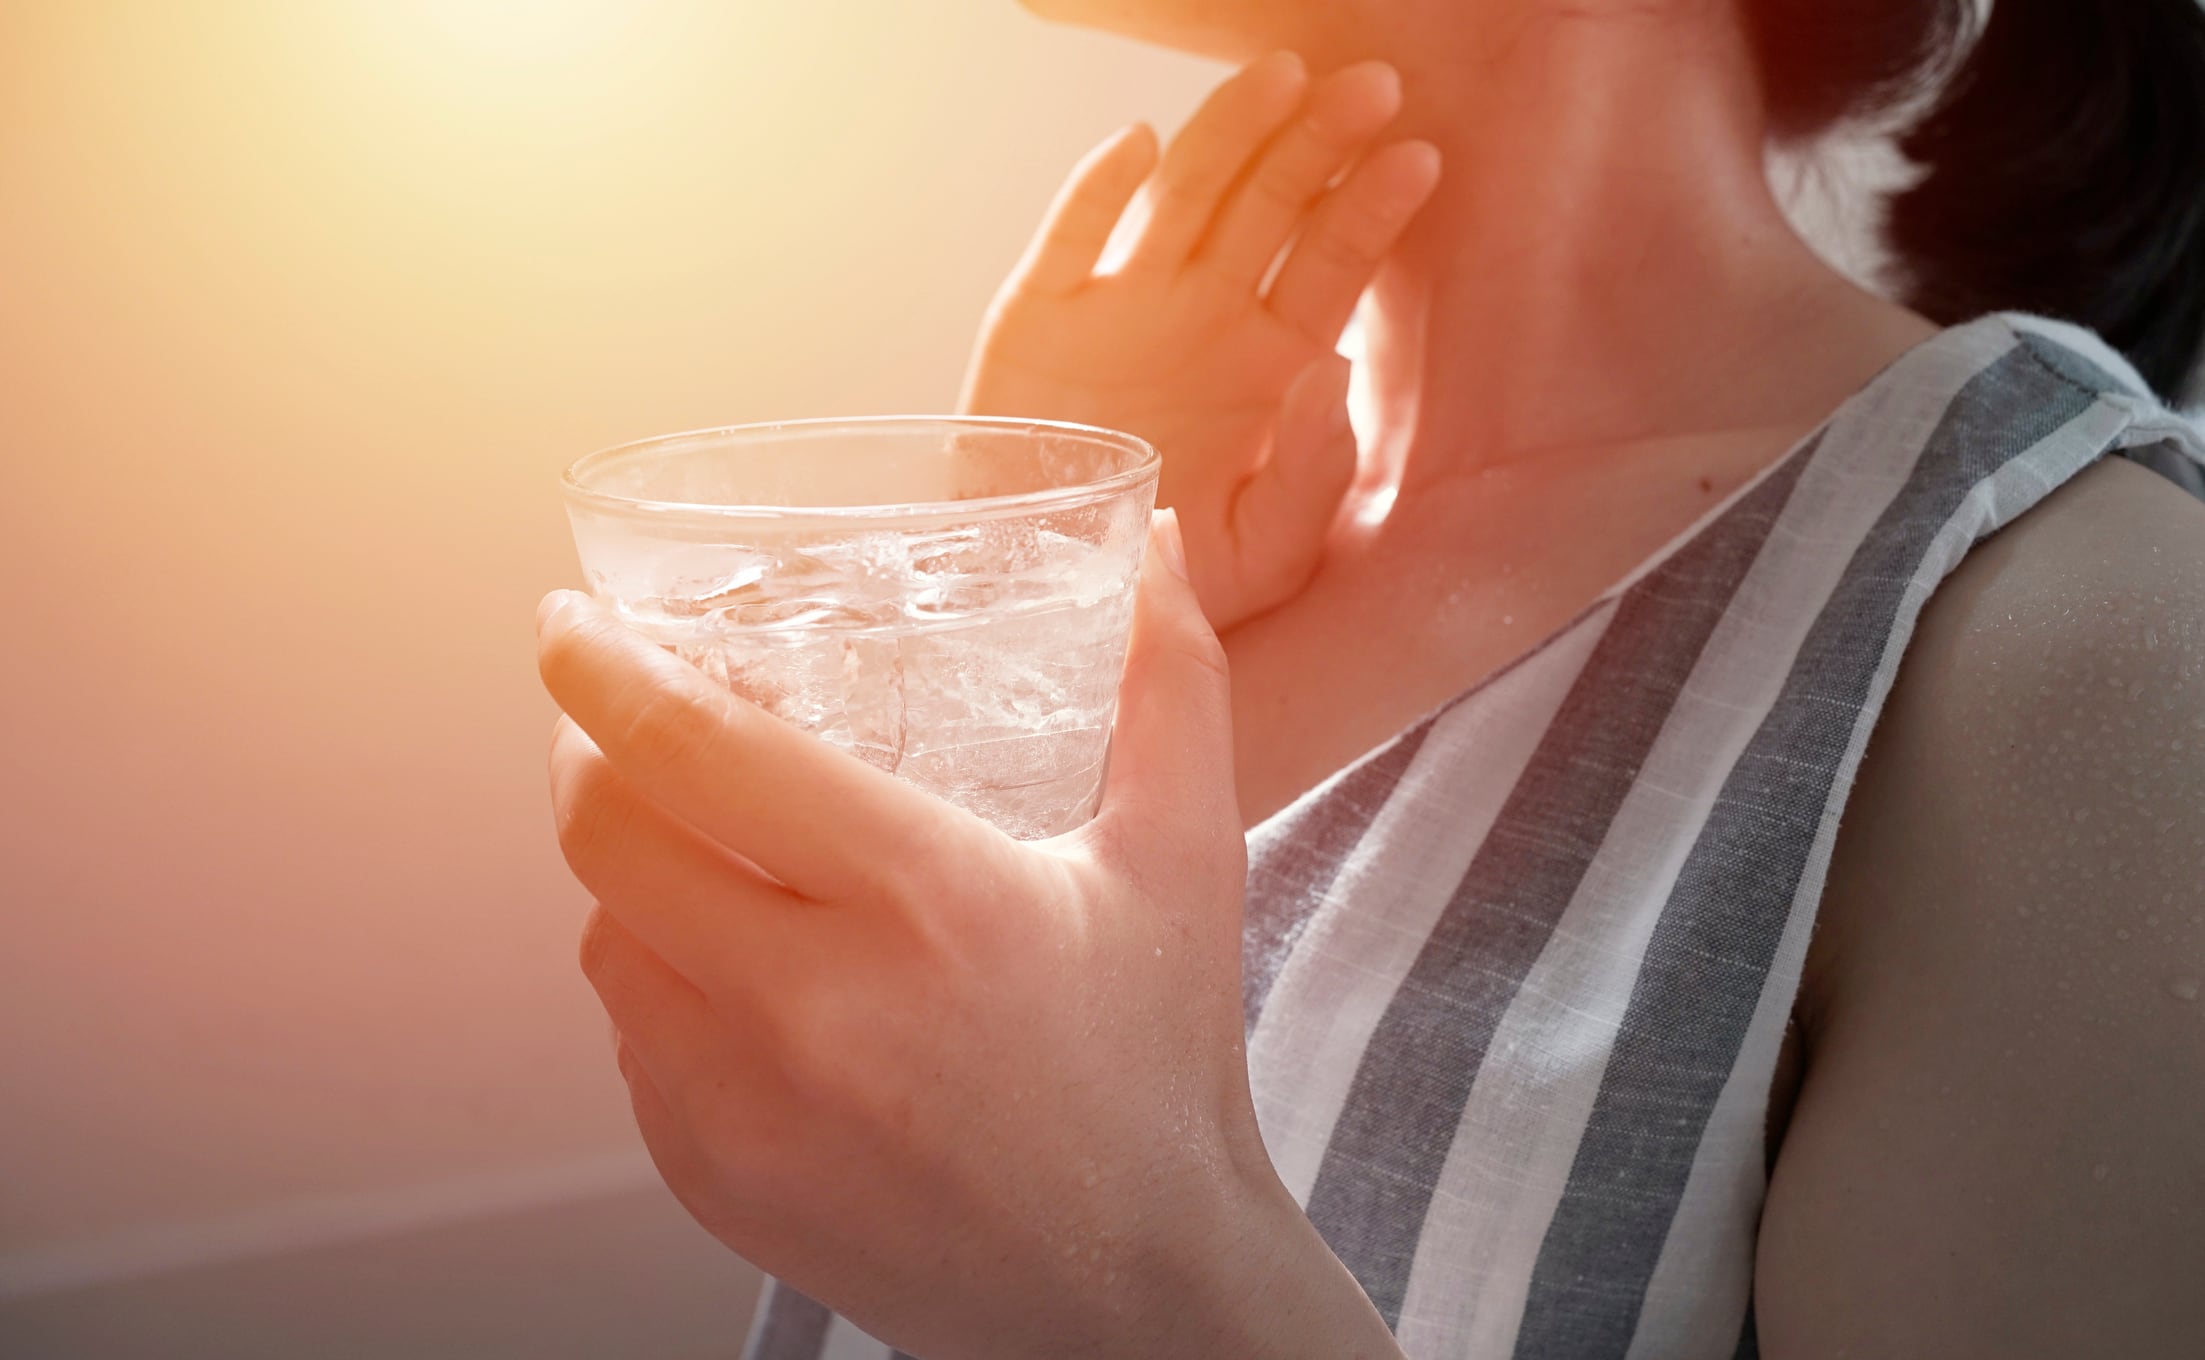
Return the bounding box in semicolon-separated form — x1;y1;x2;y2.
563;417;1160;840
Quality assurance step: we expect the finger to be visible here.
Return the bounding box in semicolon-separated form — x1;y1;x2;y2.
614;1034;681;1143
615;1034;788;1268
1093;513;1241;864
1266;139;1442;344
551;716;810;995
615;1034;698;1175
580;906;728;1097
1128;51;1308;273
1197;61;1403;290
613;1034;748;1236
585;906;790;1155
1229;355;1356;590
1009;123;1160;297
537;591;974;904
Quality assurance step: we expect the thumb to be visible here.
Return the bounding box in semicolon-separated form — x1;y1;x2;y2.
1097;510;1242;857
1230;353;1357;568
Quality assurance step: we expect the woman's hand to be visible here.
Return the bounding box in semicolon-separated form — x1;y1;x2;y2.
536;517;1404;1359
962;54;1441;632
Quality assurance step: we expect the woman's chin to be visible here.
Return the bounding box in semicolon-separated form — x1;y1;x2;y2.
1016;0;1156;32
1011;0;1276;63
1013;0;1102;22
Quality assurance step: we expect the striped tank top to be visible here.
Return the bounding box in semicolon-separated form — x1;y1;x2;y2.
743;314;2205;1360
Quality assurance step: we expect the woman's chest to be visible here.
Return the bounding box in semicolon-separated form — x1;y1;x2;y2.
1221;465;1741;824
1221;556;1536;825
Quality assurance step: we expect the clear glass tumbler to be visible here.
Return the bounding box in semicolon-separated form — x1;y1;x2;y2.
562;417;1160;840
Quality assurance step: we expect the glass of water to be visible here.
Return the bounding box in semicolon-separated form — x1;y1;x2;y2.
562;417;1161;840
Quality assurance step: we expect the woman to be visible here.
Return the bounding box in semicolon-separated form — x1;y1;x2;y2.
536;0;2205;1354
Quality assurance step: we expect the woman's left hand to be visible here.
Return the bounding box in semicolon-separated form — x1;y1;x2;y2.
536;516;1398;1359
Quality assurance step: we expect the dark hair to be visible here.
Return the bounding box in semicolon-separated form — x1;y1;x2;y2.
1746;0;2205;401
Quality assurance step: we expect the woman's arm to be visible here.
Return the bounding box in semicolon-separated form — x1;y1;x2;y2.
537;518;1402;1359
1758;457;2205;1357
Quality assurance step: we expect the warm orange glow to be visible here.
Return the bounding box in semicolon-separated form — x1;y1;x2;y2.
0;0;1214;1332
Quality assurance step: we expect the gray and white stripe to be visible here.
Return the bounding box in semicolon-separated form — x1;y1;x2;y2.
1512;335;2103;1357
1299;441;1818;1330
742;316;2205;1359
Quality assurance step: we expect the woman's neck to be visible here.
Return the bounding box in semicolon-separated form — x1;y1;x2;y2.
1345;5;1934;502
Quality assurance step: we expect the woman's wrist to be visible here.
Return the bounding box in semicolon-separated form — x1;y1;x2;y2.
1135;1165;1405;1360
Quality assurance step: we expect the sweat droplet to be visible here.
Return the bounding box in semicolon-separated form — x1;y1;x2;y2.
2169;976;2201;1003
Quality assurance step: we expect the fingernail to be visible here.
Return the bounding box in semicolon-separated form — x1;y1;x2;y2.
1153;510;1191;583
1325;358;1354;437
1327;398;1354;441
1403;140;1444;190
1357;60;1403;107
1293;358;1353;439
537;589;584;632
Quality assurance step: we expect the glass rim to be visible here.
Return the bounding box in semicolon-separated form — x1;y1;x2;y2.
561;415;1161;525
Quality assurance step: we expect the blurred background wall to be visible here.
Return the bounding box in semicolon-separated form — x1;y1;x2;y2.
0;3;1213;1355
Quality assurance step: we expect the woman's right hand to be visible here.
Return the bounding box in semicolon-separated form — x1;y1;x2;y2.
962;53;1440;632
538;516;1407;1358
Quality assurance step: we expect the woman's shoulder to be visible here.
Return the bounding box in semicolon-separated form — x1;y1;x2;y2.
1811;448;2205;1013
1891;448;2205;762
1757;450;2205;1351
